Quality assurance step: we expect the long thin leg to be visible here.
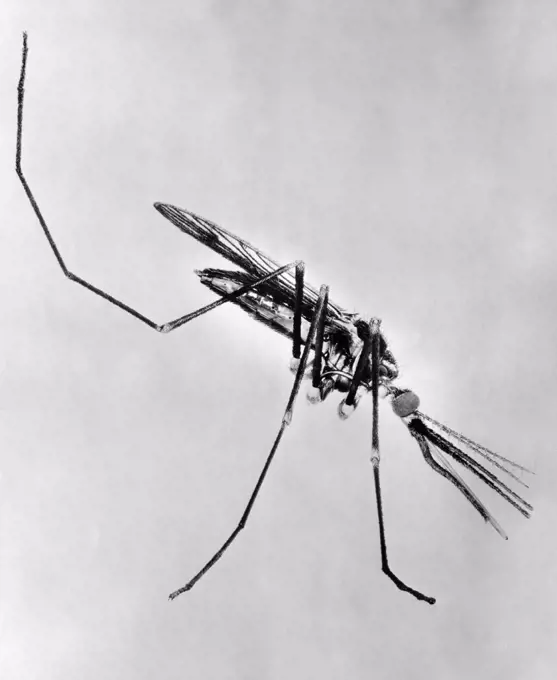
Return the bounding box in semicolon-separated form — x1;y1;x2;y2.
292;262;305;360
16;33;306;337
311;287;328;388
344;321;374;407
368;319;436;605
169;285;330;600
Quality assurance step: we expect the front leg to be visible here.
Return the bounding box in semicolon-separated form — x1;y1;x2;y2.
368;319;436;605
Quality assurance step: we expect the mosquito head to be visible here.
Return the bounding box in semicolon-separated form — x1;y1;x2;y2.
391;389;420;418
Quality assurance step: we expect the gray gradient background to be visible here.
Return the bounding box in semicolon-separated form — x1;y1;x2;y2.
1;1;556;678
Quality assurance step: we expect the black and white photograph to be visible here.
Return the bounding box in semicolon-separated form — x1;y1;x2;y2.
1;1;555;678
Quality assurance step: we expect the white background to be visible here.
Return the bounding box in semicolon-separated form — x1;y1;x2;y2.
1;2;556;678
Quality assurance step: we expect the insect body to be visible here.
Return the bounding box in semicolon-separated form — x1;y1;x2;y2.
16;33;532;606
158;202;533;605
157;203;400;407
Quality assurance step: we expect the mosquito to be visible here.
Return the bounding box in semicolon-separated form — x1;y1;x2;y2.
16;33;532;606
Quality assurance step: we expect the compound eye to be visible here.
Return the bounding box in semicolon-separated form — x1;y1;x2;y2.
391;390;420;418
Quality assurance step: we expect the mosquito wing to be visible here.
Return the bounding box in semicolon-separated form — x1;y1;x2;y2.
155;202;286;277
154;202;355;330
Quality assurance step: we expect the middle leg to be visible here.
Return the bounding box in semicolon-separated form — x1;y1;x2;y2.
168;284;330;600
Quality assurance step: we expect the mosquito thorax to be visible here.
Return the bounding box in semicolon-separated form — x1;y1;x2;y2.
391;390;420;418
